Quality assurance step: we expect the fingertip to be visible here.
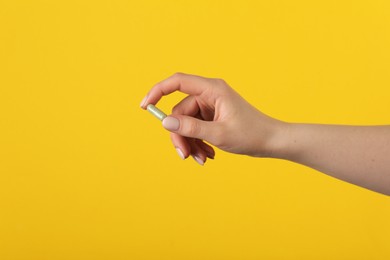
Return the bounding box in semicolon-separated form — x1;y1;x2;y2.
162;116;180;131
196;139;215;159
207;153;215;160
175;147;186;160
140;95;148;109
170;133;191;160
192;155;205;166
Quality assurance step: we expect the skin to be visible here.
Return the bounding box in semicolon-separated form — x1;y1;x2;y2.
140;73;390;196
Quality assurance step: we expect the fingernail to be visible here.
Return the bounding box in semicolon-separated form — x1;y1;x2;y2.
192;155;204;166
176;148;185;160
162;116;180;131
207;153;215;160
140;96;148;108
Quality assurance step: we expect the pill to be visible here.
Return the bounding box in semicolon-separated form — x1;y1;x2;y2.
147;104;167;121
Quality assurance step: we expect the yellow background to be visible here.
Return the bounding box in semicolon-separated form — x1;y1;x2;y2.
1;0;390;259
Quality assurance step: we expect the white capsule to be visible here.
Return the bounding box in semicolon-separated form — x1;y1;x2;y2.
146;104;167;121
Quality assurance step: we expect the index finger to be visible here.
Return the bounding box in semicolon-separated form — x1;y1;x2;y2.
140;73;211;109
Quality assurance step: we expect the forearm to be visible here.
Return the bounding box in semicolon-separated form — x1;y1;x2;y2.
273;123;390;195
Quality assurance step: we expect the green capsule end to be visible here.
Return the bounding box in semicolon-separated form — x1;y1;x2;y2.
146;104;167;121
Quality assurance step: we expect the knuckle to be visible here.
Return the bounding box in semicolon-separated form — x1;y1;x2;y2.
213;77;227;86
211;78;229;92
172;72;185;79
185;120;201;137
216;78;227;84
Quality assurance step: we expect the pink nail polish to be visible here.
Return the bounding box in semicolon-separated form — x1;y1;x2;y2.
192;155;204;166
162;117;180;131
140;96;147;108
176;148;185;160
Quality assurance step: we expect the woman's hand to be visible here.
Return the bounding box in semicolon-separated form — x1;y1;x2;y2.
141;72;390;195
140;73;288;165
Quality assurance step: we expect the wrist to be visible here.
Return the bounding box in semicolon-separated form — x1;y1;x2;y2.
263;121;295;159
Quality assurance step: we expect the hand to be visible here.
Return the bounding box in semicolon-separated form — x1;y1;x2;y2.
140;73;287;164
140;73;390;194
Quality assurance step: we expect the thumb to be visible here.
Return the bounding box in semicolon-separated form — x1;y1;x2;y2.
162;115;215;141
